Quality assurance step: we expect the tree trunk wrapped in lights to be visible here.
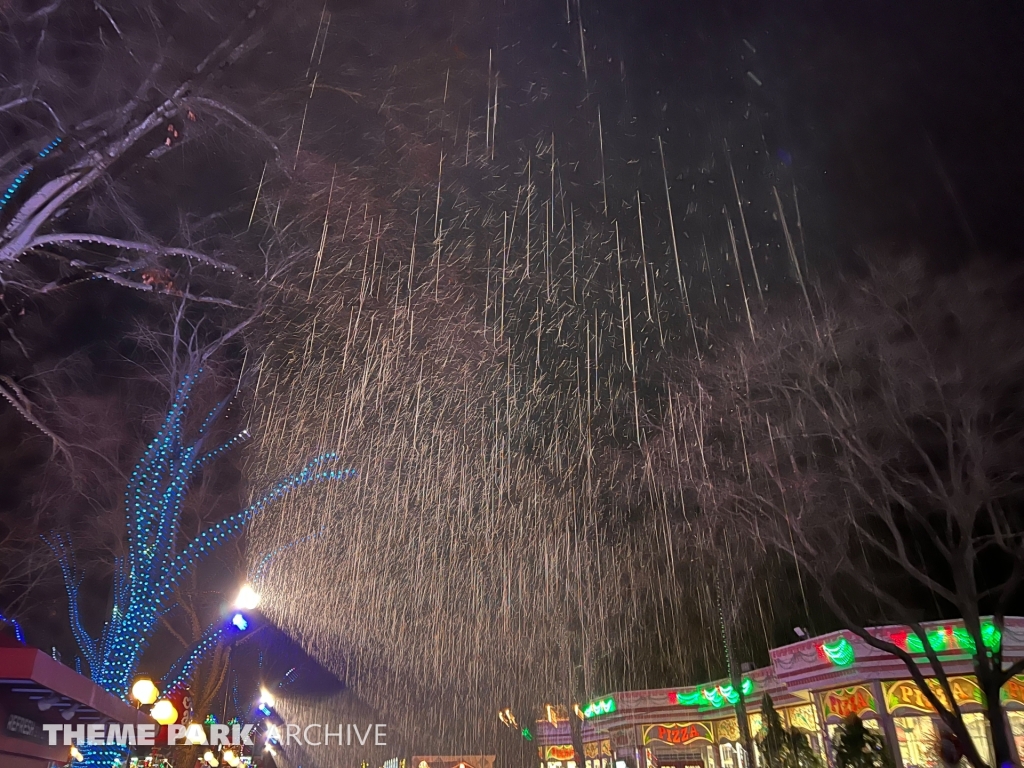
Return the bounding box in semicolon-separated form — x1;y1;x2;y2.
47;367;356;767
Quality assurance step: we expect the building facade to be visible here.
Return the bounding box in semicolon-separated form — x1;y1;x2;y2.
534;618;1024;768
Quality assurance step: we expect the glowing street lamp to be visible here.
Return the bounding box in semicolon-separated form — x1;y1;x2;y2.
150;699;178;725
233;584;260;611
130;678;159;706
223;749;240;767
204;751;220;767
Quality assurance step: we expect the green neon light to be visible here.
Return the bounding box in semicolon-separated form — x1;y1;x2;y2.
703;687;725;707
522;727;533;741
982;622;1002;652
821;637;856;667
907;623;1003;656
676;678;755;709
583;697;617;718
676;690;702;706
952;627;975;653
904;628;951;654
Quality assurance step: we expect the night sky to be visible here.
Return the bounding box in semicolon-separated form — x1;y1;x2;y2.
1;0;1024;753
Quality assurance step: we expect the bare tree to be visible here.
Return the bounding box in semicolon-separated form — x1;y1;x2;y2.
0;0;310;446
650;257;1024;768
0;0;283;295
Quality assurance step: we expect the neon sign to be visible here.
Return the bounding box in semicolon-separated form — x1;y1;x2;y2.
817;637;856;667
643;722;713;746
547;745;576;761
676;678;755;709
892;622;1001;656
583;697;616;718
821;686;877;721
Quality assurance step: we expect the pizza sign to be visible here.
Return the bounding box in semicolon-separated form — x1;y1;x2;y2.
546;745;576;761
821;686;877;721
643;722;713;746
1003;676;1024;705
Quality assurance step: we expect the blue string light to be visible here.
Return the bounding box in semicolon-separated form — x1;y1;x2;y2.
44;368;357;731
252;525;327;587
74;743;128;768
0;611;25;644
0;138;62;213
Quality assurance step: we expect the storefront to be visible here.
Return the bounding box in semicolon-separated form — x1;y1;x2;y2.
0;633;153;768
642;721;716;768
818;684;885;750
538;618;1024;768
583;737;613;768
882;678;992;768
542;743;579;768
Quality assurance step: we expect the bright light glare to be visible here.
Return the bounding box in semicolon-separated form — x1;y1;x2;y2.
204;751;219;767
234;584;260;610
259;687;276;707
150;699;178;725
131;678;159;705
185;722;207;744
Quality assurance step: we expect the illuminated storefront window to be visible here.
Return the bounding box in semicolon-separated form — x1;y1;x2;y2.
1007;712;1024;762
962;712;994;767
584;738;613;768
827;717;884;763
893;716;938;768
784;705;825;761
718;742;737;768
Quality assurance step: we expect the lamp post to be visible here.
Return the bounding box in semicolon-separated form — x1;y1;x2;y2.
130;677;159;709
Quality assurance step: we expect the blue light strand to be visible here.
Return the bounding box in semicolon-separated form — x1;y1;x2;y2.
163;462;357;596
75;743;128;768
50;367;357;710
161;622;229;693
0;138;61;212
38;137;62;158
252;525;327;586
1;168;32;210
46;533;99;672
0;610;25;643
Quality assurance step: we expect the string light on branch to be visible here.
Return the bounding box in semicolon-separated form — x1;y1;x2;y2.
45;367;356;766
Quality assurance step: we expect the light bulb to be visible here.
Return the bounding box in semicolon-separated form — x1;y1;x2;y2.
131;678;159;705
150;699;178;725
233;584;260;610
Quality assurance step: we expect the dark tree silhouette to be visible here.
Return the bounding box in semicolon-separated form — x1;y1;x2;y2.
649;257;1024;768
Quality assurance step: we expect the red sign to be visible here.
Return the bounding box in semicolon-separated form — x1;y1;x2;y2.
156;685;193;744
821;686;876;721
643;723;713;746
547;745;576;761
1003;676;1024;705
